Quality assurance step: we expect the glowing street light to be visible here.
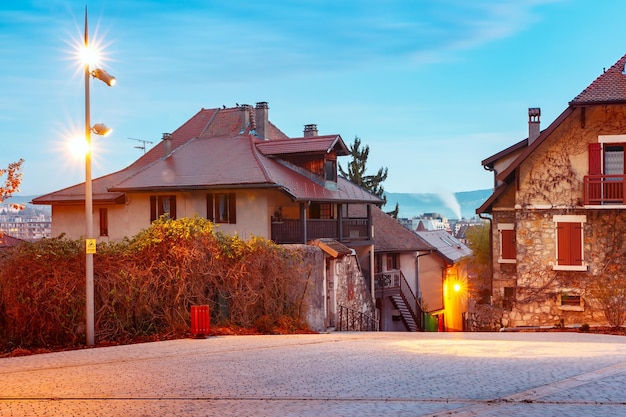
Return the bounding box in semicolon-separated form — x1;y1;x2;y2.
83;7;115;347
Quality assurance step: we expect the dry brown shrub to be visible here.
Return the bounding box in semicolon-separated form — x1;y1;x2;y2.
0;216;309;351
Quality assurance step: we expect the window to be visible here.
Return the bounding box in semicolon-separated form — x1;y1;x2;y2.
150;195;177;222
497;224;516;263
207;193;236;224
553;215;586;271
558;292;584;311
374;253;382;273
324;159;337;182
99;208;108;237
387;253;400;270
309;203;334;219
588;139;626;204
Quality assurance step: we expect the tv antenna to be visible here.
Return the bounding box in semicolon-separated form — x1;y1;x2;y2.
128;137;154;154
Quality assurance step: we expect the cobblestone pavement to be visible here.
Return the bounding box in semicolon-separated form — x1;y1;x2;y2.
1;332;626;416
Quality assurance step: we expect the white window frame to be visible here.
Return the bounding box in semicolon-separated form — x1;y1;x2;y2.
553;215;587;272
497;223;516;264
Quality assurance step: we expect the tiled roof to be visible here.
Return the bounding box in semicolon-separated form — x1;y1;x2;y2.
0;234;24;248
33;104;382;206
415;230;472;265
372;206;433;252
108;134;381;203
308;238;353;258
571;54;626;105
256;135;349;156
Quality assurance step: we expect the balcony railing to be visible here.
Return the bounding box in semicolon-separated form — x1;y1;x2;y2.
271;218;371;244
584;175;626;205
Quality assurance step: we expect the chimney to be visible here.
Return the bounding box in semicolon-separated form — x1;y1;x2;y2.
303;124;318;137
528;107;541;144
239;104;252;132
162;132;171;157
255;102;269;140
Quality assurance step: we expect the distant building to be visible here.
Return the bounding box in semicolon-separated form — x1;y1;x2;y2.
398;213;450;232
0;205;51;241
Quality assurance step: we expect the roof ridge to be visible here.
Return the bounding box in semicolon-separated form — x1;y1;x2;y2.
247;135;275;183
198;107;221;136
109;137;199;190
570;53;626;105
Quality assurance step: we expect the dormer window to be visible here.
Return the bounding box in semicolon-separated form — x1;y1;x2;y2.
325;159;337;182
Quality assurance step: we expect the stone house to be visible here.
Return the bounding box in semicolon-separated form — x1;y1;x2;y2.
477;54;626;328
32;102;381;331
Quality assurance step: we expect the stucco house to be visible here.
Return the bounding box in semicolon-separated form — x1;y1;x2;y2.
477;53;626;328
372;207;472;331
414;229;472;331
32;102;382;331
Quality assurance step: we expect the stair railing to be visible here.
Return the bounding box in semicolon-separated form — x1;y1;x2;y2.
337;305;379;331
399;272;424;331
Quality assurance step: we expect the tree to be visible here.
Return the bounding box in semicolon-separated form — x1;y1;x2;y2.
0;159;24;208
464;221;492;303
339;137;398;216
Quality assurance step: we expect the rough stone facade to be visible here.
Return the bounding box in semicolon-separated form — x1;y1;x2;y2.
489;103;626;328
286;245;375;332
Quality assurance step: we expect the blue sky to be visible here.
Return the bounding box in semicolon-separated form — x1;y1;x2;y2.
1;0;626;197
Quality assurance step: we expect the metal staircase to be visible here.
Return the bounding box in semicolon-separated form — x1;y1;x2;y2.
390;294;419;332
375;270;424;332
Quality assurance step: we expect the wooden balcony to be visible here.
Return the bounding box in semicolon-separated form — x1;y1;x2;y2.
584;175;626;205
271;217;371;244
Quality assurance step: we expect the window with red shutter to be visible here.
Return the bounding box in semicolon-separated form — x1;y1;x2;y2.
497;224;516;263
501;229;516;260
150;195;177;221
207;192;237;224
556;222;583;266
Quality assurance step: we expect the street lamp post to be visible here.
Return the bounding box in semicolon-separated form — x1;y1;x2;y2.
83;7;115;347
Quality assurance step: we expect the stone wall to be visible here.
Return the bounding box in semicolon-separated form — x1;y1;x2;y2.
335;254;376;320
285;245;376;332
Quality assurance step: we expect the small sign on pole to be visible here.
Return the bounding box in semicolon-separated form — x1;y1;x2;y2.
86;238;97;254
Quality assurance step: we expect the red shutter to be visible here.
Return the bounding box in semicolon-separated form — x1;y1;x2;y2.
228;193;236;224
571;223;583;265
169;196;177;220
588;143;602;175
556;222;570;265
99;208;108;236
501;229;516;259
206;193;214;221
150;196;157;222
557;222;583;266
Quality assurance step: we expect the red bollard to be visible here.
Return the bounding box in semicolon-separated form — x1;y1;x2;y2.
190;305;210;338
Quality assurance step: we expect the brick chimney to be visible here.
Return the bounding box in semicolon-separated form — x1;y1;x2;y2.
162;132;171;157
303;124;318;137
528;108;541;144
255;102;269;140
239;104;252;131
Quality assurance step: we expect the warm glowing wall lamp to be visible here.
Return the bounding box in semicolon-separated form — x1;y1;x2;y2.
91;68;116;86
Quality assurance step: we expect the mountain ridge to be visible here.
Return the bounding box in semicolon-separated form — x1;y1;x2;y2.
385;189;491;220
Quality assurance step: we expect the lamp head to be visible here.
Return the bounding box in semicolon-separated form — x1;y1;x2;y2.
91;68;116;86
92;123;112;136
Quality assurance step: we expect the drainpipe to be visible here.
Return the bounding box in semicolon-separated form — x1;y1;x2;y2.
479;213;493;304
